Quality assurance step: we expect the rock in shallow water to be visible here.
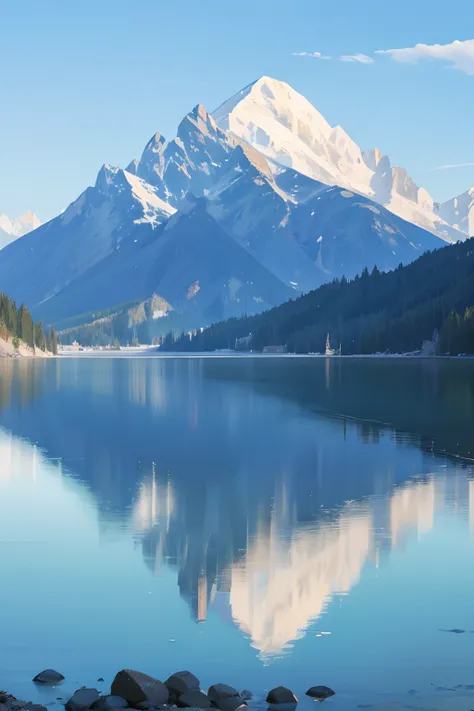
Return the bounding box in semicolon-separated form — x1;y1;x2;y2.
66;689;101;711
112;671;169;706
207;686;239;706
267;686;298;711
33;670;65;685
177;691;211;709
91;696;128;711
165;672;200;702
305;687;335;701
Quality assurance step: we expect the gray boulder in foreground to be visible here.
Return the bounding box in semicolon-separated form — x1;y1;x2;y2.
305;687;335;701
111;671;169;706
165;672;200;701
177;691;211;708
266;688;297;709
0;693;24;711
91;696;128;711
66;689;101;711
207;686;239;705
33;670;65;685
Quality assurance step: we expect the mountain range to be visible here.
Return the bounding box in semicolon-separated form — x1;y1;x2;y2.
0;211;41;250
0;76;471;336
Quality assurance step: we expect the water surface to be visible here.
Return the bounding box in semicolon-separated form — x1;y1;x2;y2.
0;357;473;710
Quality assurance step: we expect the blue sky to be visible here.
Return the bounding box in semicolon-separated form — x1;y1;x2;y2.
0;0;473;220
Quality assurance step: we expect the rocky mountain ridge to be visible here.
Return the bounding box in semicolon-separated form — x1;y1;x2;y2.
0;77;469;336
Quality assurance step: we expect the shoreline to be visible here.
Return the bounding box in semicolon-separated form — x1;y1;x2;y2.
3;674;474;711
0;335;54;359
57;349;474;359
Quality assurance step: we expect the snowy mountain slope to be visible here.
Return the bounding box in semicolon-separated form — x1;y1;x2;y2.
128;104;273;208
0;210;41;249
37;178;442;329
436;187;474;237
208;160;443;291
128;100;447;296
0;166;175;310
214;77;372;194
289;185;443;281
213;76;465;241
33;198;293;328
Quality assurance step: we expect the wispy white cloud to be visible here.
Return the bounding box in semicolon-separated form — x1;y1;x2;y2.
431;162;474;171
292;51;331;60
376;39;474;75
340;53;374;64
293;51;374;64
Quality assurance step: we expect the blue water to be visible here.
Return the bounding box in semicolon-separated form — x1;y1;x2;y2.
0;356;473;710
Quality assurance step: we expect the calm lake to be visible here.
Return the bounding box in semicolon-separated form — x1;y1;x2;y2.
1;356;474;711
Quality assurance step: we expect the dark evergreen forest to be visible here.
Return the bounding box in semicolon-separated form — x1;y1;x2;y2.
163;238;474;356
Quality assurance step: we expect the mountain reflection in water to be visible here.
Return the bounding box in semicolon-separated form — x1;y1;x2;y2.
1;356;474;705
133;466;468;657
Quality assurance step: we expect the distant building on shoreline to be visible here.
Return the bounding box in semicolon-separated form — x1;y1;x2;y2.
262;345;288;354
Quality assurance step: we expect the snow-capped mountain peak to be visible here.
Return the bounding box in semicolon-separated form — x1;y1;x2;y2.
177;103;217;138
437;186;474;236
95;164;175;226
214;75;332;139
213;76;470;240
0;210;42;249
213;75;373;196
0;210;41;237
0;74;471;340
362;147;384;171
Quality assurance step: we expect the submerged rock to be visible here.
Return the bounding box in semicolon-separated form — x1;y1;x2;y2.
239;693;252;702
91;696;128;711
33;670;65;685
66;689;101;711
165;672;200;702
305;687;335;701
177;691;211;709
112;671;169;706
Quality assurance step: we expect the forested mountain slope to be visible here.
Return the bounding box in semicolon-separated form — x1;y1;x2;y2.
165;238;474;355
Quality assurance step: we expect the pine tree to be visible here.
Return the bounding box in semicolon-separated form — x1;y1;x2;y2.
47;329;58;355
34;321;47;351
18;304;34;349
